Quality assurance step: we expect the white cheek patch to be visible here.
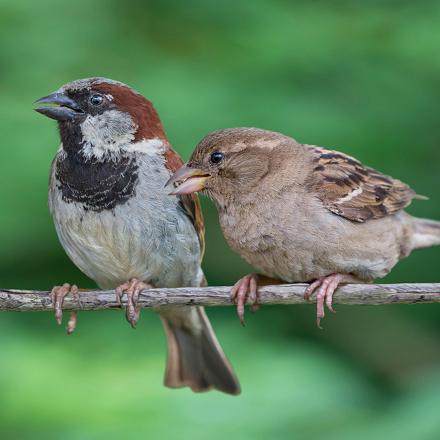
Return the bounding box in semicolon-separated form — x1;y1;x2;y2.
79;110;136;160
79;109;165;161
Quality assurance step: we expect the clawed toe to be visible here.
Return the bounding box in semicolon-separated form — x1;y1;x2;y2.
304;274;343;328
231;273;260;326
50;283;79;334
304;279;322;301
116;278;151;328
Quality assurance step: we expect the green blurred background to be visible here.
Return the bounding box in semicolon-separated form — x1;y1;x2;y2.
0;0;439;438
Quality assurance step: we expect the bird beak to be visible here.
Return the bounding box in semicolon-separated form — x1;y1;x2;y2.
166;165;211;195
34;92;84;122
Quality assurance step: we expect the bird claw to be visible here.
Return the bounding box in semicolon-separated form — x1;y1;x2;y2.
304;274;343;328
50;283;79;334
115;278;151;328
66;310;78;335
231;273;260;326
304;279;322;301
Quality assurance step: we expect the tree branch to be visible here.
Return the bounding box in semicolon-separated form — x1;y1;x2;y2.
0;283;439;312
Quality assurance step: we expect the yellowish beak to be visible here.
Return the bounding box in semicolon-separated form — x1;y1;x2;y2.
166;165;211;195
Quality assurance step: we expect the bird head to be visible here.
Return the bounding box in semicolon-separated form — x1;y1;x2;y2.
34;77;167;160
166;128;280;201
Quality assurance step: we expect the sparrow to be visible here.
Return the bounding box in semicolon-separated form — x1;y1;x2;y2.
34;78;240;394
167;127;440;327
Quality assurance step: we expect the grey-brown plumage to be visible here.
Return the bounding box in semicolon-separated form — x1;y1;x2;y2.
168;127;440;326
35;78;240;394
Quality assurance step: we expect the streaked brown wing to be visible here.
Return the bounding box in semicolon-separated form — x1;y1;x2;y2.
306;146;419;222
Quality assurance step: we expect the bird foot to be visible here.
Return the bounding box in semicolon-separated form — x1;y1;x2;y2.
304;274;345;329
115;278;152;328
50;283;79;335
231;273;260;326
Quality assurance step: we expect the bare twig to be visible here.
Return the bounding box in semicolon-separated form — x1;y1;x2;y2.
0;283;439;312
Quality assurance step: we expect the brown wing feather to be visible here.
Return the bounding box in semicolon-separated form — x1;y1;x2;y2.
306;146;418;222
164;148;205;258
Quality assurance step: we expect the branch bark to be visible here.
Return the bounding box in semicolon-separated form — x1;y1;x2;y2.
0;283;439;312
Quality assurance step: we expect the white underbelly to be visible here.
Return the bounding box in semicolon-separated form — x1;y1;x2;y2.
51;199;202;290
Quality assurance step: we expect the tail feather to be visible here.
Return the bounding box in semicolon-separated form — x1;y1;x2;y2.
160;306;240;395
411;217;440;250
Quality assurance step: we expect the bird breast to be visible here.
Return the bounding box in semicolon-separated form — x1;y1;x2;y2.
49;151;203;289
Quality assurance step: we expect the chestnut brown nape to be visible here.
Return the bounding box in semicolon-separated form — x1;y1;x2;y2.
93;83;167;142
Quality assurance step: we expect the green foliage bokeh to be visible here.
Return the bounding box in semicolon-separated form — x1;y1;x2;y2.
0;0;439;439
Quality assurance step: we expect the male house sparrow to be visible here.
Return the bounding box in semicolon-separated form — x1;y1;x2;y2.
34;78;240;394
167;127;440;327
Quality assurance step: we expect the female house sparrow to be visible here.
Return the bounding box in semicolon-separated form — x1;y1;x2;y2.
34;78;240;394
167;127;440;327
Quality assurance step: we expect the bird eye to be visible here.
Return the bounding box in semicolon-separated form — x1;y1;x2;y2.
90;94;104;105
210;151;224;164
